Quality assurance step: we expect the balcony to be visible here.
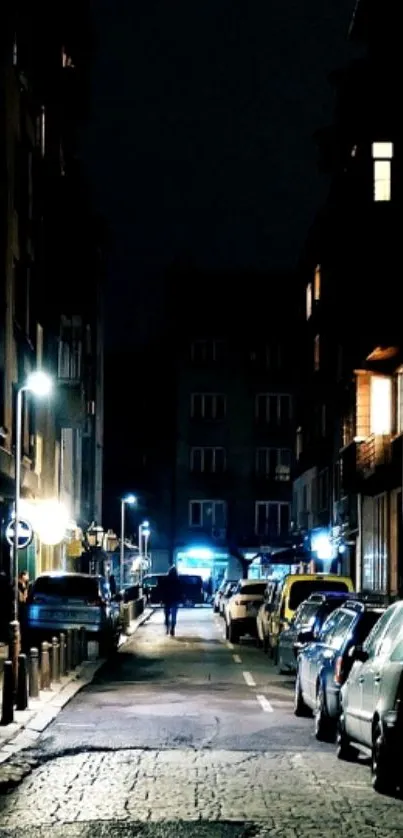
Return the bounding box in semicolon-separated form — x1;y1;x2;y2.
356;434;391;477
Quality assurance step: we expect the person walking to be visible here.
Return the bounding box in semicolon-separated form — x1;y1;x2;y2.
161;565;182;636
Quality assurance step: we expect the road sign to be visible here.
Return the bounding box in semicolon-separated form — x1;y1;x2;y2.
5;517;34;550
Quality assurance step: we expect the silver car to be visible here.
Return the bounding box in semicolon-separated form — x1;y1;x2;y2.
27;572;120;654
338;600;403;794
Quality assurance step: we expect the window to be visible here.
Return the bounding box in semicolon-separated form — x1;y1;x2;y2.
255;394;291;425
314;265;321;301
255;502;290;538
370;376;391;435
190;447;226;473
372;142;393;202
58;316;83;380
191;393;226;420
296;427;303;460
62;48;75;68
314;335;320;371
191;340;224;364
12;37;18;66
189;500;226;529
256;448;291;481
306;283;312;319
363;605;398;657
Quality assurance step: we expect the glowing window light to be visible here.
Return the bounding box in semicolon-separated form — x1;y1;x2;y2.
370;376;391;435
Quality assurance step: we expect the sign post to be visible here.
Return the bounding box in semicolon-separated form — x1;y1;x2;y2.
6;518;34;551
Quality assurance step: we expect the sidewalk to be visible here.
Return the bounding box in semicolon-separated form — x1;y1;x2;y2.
0;606;153;789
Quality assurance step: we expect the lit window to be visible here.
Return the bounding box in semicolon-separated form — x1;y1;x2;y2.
62;48;75;68
370;376;391;435
314;265;321;301
12;37;18;66
372;142;393;202
306;283;312;319
314;335;320;371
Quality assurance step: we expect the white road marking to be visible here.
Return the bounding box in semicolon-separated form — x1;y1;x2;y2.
233;654;242;664
243;671;256;687
226;641;234;650
55;723;97;728
256;694;274;713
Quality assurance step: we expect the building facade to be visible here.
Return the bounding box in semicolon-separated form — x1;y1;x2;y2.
0;1;104;584
169;273;297;584
293;0;401;593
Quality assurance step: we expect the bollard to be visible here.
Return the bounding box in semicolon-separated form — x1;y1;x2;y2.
16;653;28;711
1;661;14;725
51;637;60;683
79;627;88;662
29;648;40;698
66;629;73;672
40;641;51;690
72;628;80;667
123;604;131;635
59;632;67;676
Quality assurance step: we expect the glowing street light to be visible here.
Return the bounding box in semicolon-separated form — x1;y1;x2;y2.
120;495;137;587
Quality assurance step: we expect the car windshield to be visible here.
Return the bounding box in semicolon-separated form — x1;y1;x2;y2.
180;575;202;587
240;583;267;596
31;576;99;601
289;580;349;611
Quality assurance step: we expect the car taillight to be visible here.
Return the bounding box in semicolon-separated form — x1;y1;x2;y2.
334;655;344;685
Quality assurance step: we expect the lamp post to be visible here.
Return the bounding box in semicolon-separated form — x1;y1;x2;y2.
138;521;150;585
120;495;136;589
11;371;53;685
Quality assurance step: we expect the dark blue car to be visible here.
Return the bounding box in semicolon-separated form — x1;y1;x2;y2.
294;598;387;741
277;591;353;674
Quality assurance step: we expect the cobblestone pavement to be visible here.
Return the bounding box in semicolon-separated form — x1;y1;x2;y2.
0;610;402;837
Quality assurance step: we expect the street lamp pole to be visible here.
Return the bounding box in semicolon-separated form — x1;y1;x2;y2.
10;371;53;689
120;495;136;589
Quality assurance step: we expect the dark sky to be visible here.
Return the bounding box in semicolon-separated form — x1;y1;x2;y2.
84;0;356;347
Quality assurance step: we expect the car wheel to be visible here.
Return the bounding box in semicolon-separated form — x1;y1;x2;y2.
229;621;239;644
314;683;335;742
294;670;311;717
371;722;395;795
336;716;356;762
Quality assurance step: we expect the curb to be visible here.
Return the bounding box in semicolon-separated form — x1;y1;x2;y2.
0;606;154;793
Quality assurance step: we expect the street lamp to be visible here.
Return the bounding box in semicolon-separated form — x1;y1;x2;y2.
138;521;151;584
11;370;53;683
120;495;137;588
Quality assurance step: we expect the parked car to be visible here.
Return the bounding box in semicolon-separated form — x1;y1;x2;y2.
27;572;120;654
278;591;354;673
143;574;166;604
219;581;238;617
213;579;238;614
294;597;386;742
256;579;279;651
179;574;204;606
225;579;268;643
337;599;403;794
267;573;354;658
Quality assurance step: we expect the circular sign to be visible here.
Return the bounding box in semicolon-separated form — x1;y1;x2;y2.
5;517;34;550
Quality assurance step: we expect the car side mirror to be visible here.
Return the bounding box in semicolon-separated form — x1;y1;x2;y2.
297;629;314;645
349;644;368;663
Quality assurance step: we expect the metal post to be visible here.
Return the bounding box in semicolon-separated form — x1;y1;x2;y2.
16;653;28;710
79;627;88;661
120;500;125;590
9;386;24;691
29;647;39;698
66;629;73;671
72;628;80;666
1;661;14;725
40;641;51;690
51;637;60;683
59;632;66;676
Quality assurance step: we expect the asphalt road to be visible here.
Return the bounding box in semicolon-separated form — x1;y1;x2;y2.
1;608;403;837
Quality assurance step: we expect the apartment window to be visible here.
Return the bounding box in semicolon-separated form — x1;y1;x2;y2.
314;335;320;371
255;393;291;425
191;340;224;364
306;283;312;319
255;502;290;538
62;47;75;68
314;265;321;301
189;500;226;529
12;37;18;66
58;316;82;380
191;393;226;420
372;142;393;202
190;447;226;473
256;448;291;481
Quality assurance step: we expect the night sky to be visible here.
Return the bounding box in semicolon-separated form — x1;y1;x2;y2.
84;0;356;348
